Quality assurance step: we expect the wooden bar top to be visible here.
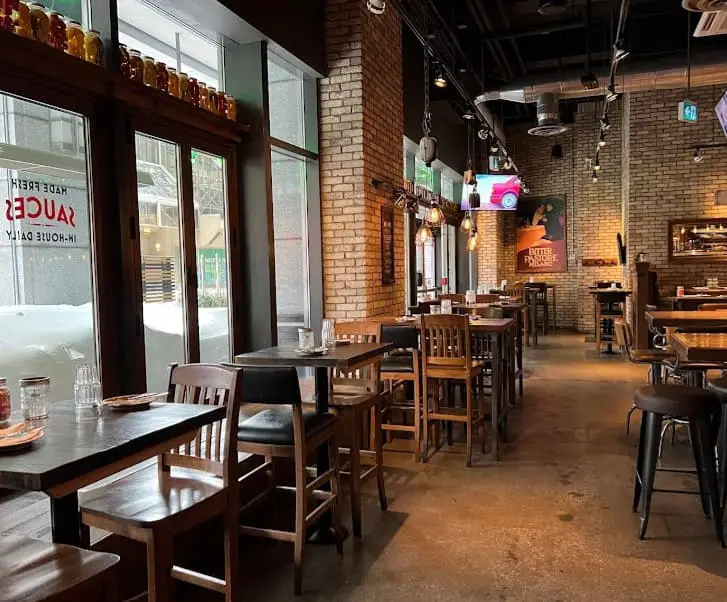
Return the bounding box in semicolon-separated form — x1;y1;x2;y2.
669;332;727;363
646;310;727;328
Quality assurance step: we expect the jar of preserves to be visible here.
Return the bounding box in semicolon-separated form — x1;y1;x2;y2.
84;29;103;65
167;67;180;98
29;3;49;44
48;12;66;50
225;95;237;121
65;20;84;58
15;1;31;37
207;87;219;114
128;48;143;82
187;77;199;106
179;72;189;101
19;376;50;420
199;82;209;110
0;377;10;426
217;91;227;117
118;43;130;78
155;61;169;93
142;55;157;88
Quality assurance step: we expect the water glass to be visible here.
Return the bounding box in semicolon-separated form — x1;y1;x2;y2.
74;364;101;409
465;290;476;306
321;319;336;349
20;376;50;419
298;328;315;352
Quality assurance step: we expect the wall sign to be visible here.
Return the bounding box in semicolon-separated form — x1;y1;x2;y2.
516;195;567;273
678;99;698;123
381;205;395;284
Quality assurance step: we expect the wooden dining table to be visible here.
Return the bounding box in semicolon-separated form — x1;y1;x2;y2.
669;332;727;363
646;309;727;329
0;400;226;546
665;295;727;311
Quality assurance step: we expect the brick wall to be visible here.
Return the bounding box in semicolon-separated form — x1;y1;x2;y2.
626;86;727;297
320;0;405;319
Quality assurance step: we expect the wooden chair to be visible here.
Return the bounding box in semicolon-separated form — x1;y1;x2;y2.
504;283;524;300
475;294;499;303
421;314;486;467
380;324;422;461
80;363;243;602
236;366;342;595
440;293;465;303
0;535;119;602
330;321;387;538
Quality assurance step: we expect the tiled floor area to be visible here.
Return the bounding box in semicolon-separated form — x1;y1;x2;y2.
4;334;727;601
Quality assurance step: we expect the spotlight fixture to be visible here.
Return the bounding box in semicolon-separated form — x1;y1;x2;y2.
490;142;499;155
693;148;705;163
367;0;385;14
503;156;513;170
477;128;489;140
605;83;619;103
599;131;606;147
613;40;629;63
521;179;531;195
433;67;447;89
462;111;477;120
600;115;611;131
460;211;473;233
592;170;598;183
416;221;432;244
594;154;601;171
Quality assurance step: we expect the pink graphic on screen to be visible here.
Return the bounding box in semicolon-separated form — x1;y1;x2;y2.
461;174;520;211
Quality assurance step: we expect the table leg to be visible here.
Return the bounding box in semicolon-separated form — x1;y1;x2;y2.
491;333;501;461
531;293;538;346
517;310;524;398
523;302;530;348
50;493;81;545
508;327;516;407
551;288;557;334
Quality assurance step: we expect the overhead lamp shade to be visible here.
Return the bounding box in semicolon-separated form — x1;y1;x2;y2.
367;0;385;14
418;135;438;167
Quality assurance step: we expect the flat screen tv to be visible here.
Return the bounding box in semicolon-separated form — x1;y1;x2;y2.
716;90;727;138
461;174;521;211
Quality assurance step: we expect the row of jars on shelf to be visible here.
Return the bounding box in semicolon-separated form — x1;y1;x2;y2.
118;44;237;121
0;1;103;65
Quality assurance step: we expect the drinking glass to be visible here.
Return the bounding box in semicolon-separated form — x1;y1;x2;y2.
20;376;50;419
321;319;336;349
74;364;101;408
298;328;315;352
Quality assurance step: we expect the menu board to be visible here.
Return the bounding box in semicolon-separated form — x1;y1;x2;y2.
381;205;395;284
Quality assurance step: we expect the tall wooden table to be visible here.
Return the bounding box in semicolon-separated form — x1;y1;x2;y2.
589;288;631;354
0;401;226;546
669;332;727;363
646;309;727;329
234;342;393;541
665;295;727;311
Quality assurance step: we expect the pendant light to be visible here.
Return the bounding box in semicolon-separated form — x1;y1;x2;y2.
463;119;476;185
416;221;432;244
418;52;438;166
430;200;444;225
460;211;473;232
467;227;479;252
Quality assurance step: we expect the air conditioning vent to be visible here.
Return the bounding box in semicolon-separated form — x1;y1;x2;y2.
527;93;568;137
694;10;727;36
683;0;727;11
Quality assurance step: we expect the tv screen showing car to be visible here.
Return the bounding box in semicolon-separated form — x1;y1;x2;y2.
461;174;521;211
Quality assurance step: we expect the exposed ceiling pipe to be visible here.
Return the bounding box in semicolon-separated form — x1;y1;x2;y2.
475;52;727;104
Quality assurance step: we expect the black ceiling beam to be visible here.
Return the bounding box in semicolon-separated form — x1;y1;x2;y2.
495;0;527;76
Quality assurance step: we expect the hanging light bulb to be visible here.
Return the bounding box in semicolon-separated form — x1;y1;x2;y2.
594;154;601;171
605;82;619;103
416;221;432;244
592;170;598;183
460;211;473;232
598;131;606;147
467;228;478;252
433;66;447;88
503;156;513;170
693;148;704;163
600;114;611;131
613;39;629;63
430;202;444;225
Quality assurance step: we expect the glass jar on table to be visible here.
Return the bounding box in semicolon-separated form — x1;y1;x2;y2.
0;378;10;426
321;319;336;349
298;328;315;352
20;376;50;420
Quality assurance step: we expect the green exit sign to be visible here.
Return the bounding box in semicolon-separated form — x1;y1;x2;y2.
679;100;699;123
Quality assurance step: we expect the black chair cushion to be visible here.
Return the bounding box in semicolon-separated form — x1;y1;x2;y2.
382;325;418;349
238;408;337;445
630;350;676;364
708;379;727;401
381;352;415;373
634;384;719;417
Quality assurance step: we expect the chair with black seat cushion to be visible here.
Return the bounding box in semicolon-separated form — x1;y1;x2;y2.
632;384;723;544
330;321;387;538
380;324;422;461
0;535;119;602
236;366;343;595
80;363;243;602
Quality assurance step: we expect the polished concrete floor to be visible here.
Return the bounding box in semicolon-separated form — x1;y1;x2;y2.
237;334;727;601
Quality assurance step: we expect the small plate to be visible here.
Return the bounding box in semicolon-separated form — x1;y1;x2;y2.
294;347;328;357
103;393;158;411
0;424;45;451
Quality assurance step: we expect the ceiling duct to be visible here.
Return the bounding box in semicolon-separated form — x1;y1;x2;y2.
527;93;568;136
475;51;727;105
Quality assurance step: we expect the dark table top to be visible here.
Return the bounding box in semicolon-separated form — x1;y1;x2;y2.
234;342;393;369
366;315;515;333
646;310;727;328
0;401;225;493
669;332;727;363
588;288;631;295
665;295;727;304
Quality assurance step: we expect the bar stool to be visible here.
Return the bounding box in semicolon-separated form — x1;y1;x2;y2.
632;384;723;544
706;378;727;511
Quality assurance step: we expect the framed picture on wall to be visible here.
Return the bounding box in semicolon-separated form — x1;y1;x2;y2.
516;195;567;273
381;205;395;284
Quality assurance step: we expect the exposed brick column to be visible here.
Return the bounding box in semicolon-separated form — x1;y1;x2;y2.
320;0;405;319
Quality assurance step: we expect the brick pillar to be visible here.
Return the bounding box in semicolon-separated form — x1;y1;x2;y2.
320;0;405;320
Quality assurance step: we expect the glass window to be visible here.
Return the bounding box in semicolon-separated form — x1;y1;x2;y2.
415;157;434;191
136;133;185;394
441;174;455;202
0;93;96;403
268;56;305;148
117;0;221;89
271;150;309;345
192;149;230;363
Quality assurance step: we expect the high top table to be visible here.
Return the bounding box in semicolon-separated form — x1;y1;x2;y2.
665;295;727;311
669;332;727;363
589;288;631;354
646;309;727;329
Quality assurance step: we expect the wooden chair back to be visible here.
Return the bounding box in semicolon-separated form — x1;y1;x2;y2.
382;324;419;351
614;319;633;350
440;293;465;303
699;303;727;311
504;283;524;298
421;314;472;372
164;363;242;485
473;306;504;319
475;294;499;303
334;321;382;394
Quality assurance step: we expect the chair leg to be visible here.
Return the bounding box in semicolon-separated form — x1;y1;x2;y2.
147;533;174;602
349;409;363;538
224;486;240;602
626;404;637;435
422;376;430;463
328;435;344;556
689;421;712;519
693;417;725;546
477;377;486;455
294;441;308;595
633;411;646;512
373;400;388;511
465;380;473;468
413;374;421;462
638;411;663;540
